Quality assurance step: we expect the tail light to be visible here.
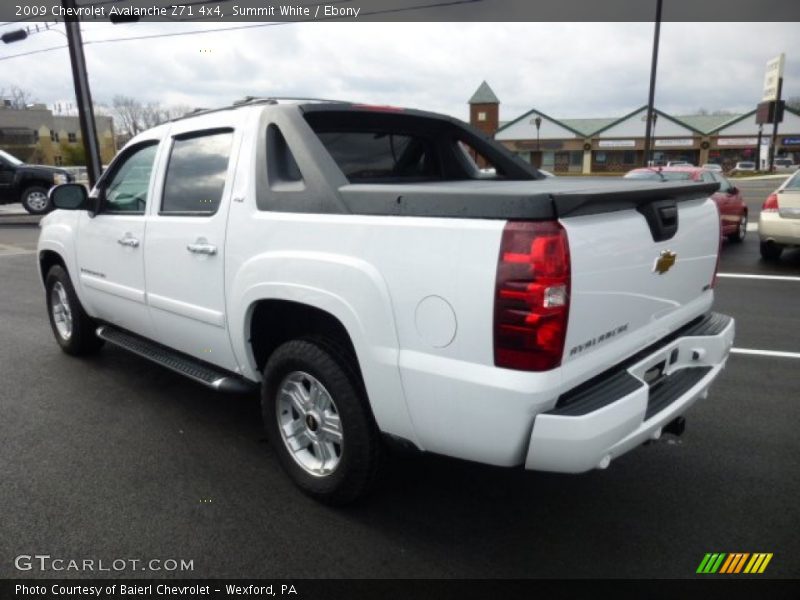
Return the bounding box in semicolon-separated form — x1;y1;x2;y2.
762;193;779;212
494;221;570;371
711;199;722;288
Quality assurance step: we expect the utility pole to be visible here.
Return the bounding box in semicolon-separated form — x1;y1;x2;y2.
642;0;663;167
63;0;102;187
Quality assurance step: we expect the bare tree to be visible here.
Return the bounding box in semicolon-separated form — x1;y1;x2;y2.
109;96;191;136
0;85;37;108
111;95;148;138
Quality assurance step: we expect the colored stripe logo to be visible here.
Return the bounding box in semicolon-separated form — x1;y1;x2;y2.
697;553;773;574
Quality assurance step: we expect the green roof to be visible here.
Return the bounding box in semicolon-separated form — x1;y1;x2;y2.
559;118;617;136
672;114;742;133
469;81;499;104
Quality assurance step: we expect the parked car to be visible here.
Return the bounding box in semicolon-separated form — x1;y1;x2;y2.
731;161;756;174
772;158;798;173
701;163;723;172
39;98;734;503
624;166;748;242
758;169;800;260
666;160;693;167
0;149;74;214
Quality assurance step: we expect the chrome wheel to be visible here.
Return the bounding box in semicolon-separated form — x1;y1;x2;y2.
277;371;343;477
26;190;49;212
50;281;73;340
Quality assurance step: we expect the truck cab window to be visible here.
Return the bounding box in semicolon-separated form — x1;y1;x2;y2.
103;143;158;214
161;130;233;215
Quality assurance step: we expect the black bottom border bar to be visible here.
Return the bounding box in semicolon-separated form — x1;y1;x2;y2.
3;579;800;600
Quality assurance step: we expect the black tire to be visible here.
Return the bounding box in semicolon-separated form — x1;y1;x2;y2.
727;213;747;243
45;265;104;355
21;185;52;215
759;241;783;261
262;338;382;505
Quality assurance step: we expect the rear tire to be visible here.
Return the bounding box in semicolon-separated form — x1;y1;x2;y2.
261;338;382;505
759;241;783;261
21;186;52;215
728;213;747;243
45;265;104;355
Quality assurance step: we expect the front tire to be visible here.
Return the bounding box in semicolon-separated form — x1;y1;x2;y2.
45;265;104;355
21;186;52;215
262;339;382;505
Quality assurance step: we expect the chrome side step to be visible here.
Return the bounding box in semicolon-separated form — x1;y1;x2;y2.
96;325;256;393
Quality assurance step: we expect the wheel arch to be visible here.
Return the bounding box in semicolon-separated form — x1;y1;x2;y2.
38;249;67;286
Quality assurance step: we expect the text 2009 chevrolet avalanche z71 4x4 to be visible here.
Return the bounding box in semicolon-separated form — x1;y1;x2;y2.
38;99;734;504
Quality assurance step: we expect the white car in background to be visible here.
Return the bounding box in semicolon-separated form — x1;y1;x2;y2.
773;158;798;173
758;170;800;260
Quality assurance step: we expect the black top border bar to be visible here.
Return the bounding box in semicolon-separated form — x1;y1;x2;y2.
3;0;800;23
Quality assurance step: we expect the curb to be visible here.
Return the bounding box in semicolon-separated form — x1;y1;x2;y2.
0;214;42;226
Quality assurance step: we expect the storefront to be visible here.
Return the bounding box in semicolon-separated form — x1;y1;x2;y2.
474;81;800;174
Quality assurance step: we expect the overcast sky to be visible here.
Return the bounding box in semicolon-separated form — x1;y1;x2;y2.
2;21;798;122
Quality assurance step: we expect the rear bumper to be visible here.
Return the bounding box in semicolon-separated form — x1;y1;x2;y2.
759;212;800;245
526;312;734;472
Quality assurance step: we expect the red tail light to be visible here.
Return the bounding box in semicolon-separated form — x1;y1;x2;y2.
762;193;779;212
711;199;722;288
494;221;571;371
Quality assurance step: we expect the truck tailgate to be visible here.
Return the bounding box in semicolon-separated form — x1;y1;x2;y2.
559;195;719;367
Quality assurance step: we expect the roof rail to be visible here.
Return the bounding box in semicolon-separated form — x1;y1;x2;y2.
232;96;350;106
170;96;350;123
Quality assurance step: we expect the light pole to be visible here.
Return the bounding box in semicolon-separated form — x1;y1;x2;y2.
643;0;663;167
532;116;542;168
756;123;764;170
650;111;658;165
63;0;102;187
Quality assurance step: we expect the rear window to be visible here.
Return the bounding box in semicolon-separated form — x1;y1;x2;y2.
785;172;800;190
316;131;438;182
303;108;538;184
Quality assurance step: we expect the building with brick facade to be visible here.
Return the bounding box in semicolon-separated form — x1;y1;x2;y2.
469;82;800;174
0;102;116;167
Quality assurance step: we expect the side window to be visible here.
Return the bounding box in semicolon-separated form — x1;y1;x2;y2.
701;172;715;184
103;143;158;214
161;130;233;215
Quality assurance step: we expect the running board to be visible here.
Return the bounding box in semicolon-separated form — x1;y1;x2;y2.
96;325;256;393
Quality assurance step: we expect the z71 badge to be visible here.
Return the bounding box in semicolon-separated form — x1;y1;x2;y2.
654;250;677;274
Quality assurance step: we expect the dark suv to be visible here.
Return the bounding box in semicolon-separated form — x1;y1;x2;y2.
0;149;74;214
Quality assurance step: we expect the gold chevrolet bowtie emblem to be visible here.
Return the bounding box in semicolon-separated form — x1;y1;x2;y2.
654;250;677;274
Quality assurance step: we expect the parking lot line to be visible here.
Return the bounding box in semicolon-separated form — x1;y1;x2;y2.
731;348;800;359
718;273;800;282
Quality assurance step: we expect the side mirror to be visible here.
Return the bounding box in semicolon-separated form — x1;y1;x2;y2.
728;186;738;195
49;183;90;210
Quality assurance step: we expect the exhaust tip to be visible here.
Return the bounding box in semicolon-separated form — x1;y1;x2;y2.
663;416;686;437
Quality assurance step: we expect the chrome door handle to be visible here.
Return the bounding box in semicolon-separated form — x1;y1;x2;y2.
117;237;139;248
187;242;217;256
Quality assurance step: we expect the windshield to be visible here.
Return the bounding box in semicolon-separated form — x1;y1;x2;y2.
0;149;23;166
785;171;800;190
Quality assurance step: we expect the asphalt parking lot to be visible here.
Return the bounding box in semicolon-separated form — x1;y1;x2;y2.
1;176;798;580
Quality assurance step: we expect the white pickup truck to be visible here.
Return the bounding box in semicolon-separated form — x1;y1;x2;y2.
39;98;734;503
